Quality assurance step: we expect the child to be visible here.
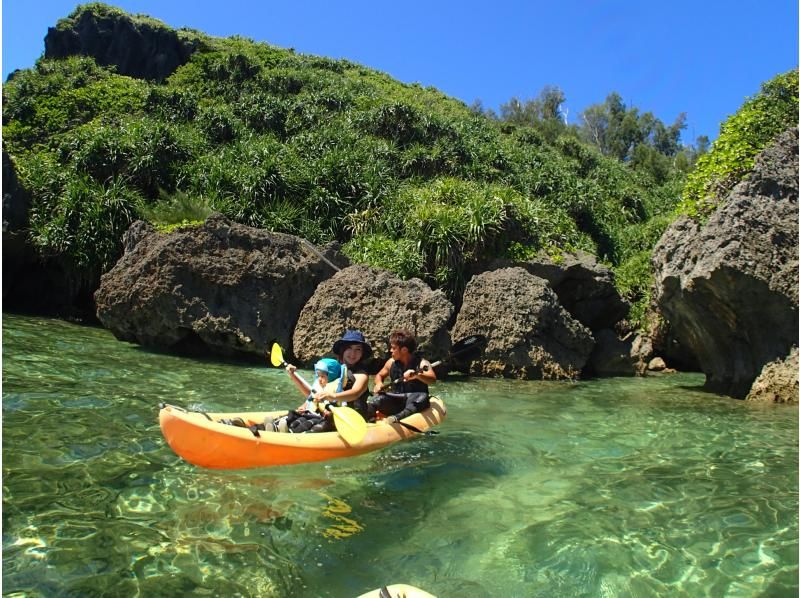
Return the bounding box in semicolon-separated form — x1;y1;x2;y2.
269;358;341;433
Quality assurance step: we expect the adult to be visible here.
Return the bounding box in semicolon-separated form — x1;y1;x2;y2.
311;330;373;432
370;330;436;423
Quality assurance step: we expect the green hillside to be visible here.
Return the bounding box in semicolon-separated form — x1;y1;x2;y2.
3;3;795;325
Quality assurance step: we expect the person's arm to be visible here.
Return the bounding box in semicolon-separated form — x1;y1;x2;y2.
286;364;313;407
404;358;436;386
372;359;394;394
315;372;368;404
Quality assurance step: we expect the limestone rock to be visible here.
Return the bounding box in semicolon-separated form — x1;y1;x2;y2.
2;149;94;317
293;264;453;370
451;267;595;379
746;348;799;403
586;329;637;376
45;6;202;81
653;127;799;398
95;214;339;357
488;251;629;331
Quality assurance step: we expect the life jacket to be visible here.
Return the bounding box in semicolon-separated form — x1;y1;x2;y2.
332;364;369;418
390;355;429;395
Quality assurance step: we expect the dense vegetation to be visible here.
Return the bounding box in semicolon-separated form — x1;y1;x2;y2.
2;3;795;327
679;69;799;218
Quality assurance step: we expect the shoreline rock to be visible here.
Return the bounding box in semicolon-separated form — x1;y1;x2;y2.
652;127;799;399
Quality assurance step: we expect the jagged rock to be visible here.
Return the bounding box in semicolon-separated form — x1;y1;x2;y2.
451;267;595;379
122;220;155;253
44;6;202;81
653;127;799;398
637;307;700;372
2;149;33;283
95;214;340;357
3;149;36;303
488;250;629;331
746;347;799;403
630;333;654;376
292;264;453;370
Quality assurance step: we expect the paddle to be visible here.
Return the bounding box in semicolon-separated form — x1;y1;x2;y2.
389;333;488;384
378;334;488;434
267;342;367;445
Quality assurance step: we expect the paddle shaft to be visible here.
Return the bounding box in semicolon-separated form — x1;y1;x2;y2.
388;334;487;384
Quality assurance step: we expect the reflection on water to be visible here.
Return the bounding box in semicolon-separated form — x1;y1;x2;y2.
3;313;798;596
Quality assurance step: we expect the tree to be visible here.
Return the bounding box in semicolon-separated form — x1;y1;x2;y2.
578;92;687;163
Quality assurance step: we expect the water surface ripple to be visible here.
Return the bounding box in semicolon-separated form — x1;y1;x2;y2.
3;314;797;596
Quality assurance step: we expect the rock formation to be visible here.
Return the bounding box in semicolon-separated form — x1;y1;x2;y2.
292;264;454;370
652;127;799;398
451;267;595;379
2;149;94;317
746;347;798;403
586;329;638;376
95;214;344;357
517;251;629;331
487;251;629;332
44;6;202;81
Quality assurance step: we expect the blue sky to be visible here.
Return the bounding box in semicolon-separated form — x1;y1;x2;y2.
3;1;797;144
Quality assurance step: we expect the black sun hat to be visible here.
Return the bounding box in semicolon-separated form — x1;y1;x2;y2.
332;330;373;359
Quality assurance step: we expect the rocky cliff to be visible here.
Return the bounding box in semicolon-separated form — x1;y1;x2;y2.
652;127;798;398
44;6;202;81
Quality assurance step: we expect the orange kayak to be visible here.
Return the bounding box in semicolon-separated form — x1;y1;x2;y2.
159;398;446;469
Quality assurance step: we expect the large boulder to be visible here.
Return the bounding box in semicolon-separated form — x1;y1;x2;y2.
292;264;454;370
45;6;202;81
487;251;628;331
451;267;595;379
652;127;799;398
95;214;344;357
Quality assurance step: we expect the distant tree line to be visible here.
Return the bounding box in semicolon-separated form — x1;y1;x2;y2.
471;86;709;185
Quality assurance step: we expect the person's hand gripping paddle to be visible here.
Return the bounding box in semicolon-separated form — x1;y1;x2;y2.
268;343;367;445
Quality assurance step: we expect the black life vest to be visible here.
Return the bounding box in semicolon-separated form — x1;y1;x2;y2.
390;355;429;395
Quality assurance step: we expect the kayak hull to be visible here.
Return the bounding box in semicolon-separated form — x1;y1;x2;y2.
159;398;446;469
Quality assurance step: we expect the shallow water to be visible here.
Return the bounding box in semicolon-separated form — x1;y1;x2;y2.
2;313;797;597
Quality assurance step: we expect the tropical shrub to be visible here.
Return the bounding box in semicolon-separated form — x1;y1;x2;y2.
8;3;781;329
680;69;798;218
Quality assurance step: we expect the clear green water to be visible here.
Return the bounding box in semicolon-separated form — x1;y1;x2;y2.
2;313;798;597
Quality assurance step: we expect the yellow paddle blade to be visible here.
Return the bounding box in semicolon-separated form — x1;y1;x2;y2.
329;405;367;445
269;343;285;367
